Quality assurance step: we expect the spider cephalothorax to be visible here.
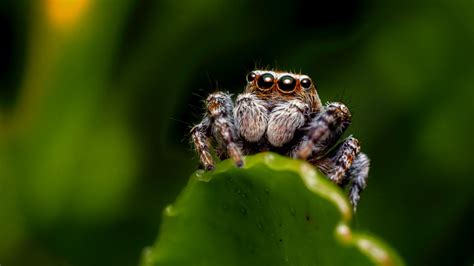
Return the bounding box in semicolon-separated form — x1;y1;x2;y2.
244;70;322;111
237;70;323;148
191;70;370;211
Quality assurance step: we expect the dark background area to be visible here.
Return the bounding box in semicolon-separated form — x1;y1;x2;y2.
1;0;473;265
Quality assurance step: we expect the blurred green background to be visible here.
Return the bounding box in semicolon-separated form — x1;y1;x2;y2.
1;0;473;265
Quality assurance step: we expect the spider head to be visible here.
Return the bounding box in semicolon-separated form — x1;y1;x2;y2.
245;70;322;111
245;70;315;94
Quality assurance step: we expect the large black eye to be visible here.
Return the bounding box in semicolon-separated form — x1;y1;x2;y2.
278;75;296;92
300;78;312;90
257;73;274;90
246;72;257;83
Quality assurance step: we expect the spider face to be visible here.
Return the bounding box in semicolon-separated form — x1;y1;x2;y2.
246;70;314;93
245;70;322;112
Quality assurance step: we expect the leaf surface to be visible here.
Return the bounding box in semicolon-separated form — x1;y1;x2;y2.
141;152;403;266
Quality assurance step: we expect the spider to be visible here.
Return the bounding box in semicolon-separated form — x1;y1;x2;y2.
191;70;370;211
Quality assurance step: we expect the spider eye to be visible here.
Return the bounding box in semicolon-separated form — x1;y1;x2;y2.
257;73;275;90
300;78;312;90
278;75;296;92
246;72;257;83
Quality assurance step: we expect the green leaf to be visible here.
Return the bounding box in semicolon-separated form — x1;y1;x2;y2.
141;152;404;266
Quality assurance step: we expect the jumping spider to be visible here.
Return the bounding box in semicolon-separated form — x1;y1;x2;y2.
191;70;370;211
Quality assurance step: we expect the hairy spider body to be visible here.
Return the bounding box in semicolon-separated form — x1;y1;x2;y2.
191;70;370;211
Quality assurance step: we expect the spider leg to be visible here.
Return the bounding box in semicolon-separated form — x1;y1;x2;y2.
311;137;370;212
346;152;370;212
312;136;361;185
294;102;351;160
207;92;243;167
191;117;215;170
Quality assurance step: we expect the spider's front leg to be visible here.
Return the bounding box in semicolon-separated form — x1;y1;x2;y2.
346;152;370;211
313;137;369;211
295;102;351;160
292;102;370;211
313;136;360;185
191;117;214;170
191;92;243;170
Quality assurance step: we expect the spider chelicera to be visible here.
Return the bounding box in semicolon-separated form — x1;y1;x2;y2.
191;70;370;211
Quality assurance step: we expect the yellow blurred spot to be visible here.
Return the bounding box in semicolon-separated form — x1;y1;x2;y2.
45;0;90;28
335;223;352;243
